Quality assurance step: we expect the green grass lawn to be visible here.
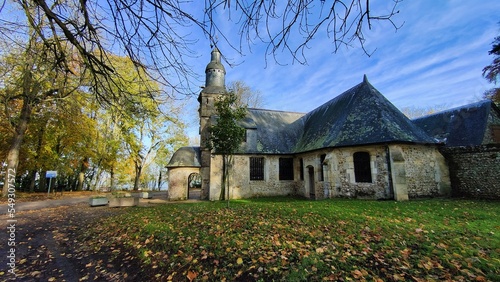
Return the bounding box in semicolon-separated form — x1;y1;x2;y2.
84;198;500;281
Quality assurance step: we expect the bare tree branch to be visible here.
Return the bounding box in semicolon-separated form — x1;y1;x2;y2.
3;0;403;97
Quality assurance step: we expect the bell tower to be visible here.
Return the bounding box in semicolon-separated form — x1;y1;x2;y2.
198;48;227;199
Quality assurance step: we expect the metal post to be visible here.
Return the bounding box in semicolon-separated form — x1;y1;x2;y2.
47;178;52;197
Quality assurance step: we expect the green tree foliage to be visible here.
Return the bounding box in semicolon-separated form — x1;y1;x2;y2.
20;94;97;192
0;31;83;195
207;92;246;201
483;33;500;104
88;56;188;191
0;48;187;193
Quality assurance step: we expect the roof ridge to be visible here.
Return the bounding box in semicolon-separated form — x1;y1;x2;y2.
248;107;306;115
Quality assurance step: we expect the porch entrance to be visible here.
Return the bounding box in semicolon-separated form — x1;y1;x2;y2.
187;173;201;200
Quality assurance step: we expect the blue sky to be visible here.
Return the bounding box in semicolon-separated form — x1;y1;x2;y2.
2;1;497;140
182;0;500;140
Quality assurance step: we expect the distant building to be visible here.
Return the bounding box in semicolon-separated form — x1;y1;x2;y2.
167;48;500;201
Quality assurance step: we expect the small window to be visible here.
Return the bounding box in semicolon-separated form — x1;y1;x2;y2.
250;157;264;180
319;154;326;181
279;158;294;180
299;158;304;180
353;152;372;183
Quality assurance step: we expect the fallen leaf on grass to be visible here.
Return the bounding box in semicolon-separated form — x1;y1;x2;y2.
352;269;364;278
316;247;325;253
187;270;198;281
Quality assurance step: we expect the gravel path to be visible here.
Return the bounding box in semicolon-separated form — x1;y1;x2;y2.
0;204;130;281
0;191;198;281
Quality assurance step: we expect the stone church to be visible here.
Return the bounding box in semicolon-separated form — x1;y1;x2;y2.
167;48;500;201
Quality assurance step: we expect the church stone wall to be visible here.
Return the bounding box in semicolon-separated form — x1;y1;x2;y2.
167;167;200;200
210;155;298;200
399;144;451;198
441;145;500;199
295;146;390;200
234;155;298;199
296;144;450;200
206;144;451;201
324;146;390;200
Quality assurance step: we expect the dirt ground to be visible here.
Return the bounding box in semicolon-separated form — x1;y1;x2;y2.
0;203;146;281
0;191;103;204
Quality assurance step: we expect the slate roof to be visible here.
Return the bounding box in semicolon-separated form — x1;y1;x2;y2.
166;146;201;168
169;76;448;165
240;76;437;154
412;100;499;147
241;109;305;153
292;76;436;152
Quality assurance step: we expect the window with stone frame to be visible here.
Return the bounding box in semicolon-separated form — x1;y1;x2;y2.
353;152;372;183
250;157;264;180
299;158;304;180
279;158;294;180
319;154;326;181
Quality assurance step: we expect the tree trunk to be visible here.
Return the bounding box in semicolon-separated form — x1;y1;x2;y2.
133;163;142;191
226;155;233;208
28;170;37;192
76;157;89;191
2;100;32;196
39;171;47;192
28;124;45;193
70;174;78;191
92;168;102;191
157;170;162;191
110;165;115;191
219;155;228;201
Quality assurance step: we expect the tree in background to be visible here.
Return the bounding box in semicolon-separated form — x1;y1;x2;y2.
0;32;83;196
20;94;97;192
87;56;188;191
150;122;189;191
483;31;500;104
228;81;263;108
401;104;449;119
207;92;246;203
0;50;187;193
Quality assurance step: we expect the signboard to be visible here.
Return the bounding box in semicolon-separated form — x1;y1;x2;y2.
46;170;58;196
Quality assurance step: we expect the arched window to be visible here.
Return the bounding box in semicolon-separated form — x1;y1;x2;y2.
353;152;372;183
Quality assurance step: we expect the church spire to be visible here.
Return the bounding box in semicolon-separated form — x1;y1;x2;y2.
205;47;226;91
